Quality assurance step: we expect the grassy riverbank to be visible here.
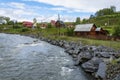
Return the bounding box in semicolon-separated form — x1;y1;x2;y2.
50;36;120;50
0;25;120;50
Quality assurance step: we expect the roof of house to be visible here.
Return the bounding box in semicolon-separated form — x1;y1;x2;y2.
55;20;65;27
74;23;95;32
56;20;65;25
95;28;102;31
23;21;33;24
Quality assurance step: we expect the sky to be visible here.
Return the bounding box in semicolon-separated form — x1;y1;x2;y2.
0;0;120;22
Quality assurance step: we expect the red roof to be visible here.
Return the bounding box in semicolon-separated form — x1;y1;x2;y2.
23;21;33;28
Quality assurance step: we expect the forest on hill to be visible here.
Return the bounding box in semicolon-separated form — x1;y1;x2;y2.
82;6;120;26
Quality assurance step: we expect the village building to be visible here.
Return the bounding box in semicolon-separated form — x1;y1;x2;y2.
74;23;108;39
55;20;65;28
65;22;75;28
39;22;48;29
50;20;56;26
23;21;33;28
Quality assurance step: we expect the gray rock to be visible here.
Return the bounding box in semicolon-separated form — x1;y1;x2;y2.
67;50;74;55
72;49;80;55
82;61;97;73
100;52;110;58
81;57;103;73
63;43;70;49
95;62;107;79
113;73;120;80
75;52;92;65
59;41;63;47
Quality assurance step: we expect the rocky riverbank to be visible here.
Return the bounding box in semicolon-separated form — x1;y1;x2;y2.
23;34;120;80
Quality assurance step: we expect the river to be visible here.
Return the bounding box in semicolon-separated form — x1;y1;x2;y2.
0;33;91;80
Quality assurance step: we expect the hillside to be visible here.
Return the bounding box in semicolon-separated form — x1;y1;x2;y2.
88;13;120;26
81;11;120;35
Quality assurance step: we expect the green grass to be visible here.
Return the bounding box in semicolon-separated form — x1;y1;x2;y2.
51;36;120;50
101;25;119;35
0;25;120;50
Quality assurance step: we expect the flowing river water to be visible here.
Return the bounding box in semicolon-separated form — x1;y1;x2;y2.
0;33;92;80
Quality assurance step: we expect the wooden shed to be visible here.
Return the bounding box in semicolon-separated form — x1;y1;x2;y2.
74;23;108;38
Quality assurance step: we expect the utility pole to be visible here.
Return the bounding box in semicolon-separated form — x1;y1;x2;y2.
58;14;60;36
58;14;60;21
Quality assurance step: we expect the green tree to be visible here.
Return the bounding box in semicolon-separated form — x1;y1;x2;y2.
89;15;95;19
8;20;14;25
95;7;114;17
110;6;116;12
4;17;10;24
112;25;120;37
33;18;37;28
82;18;88;24
75;17;81;25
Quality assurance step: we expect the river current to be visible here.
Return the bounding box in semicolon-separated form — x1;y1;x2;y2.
0;33;90;80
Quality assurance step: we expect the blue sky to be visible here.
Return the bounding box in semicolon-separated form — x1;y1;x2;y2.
0;0;120;22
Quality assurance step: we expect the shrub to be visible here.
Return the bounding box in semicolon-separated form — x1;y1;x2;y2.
47;23;52;28
112;25;120;37
66;28;74;36
20;27;29;32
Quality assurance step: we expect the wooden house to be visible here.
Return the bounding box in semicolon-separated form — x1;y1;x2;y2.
55;20;65;28
40;22;48;29
74;23;108;39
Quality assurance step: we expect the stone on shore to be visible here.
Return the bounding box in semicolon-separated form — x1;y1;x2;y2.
81;57;103;73
95;62;107;79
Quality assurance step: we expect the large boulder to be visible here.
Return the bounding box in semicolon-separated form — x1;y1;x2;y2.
58;41;64;47
72;49;80;55
75;52;92;65
95;62;107;79
63;43;70;49
81;57;103;73
100;52;111;58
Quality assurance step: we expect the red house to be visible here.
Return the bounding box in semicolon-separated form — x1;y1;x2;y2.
23;21;33;28
50;20;56;26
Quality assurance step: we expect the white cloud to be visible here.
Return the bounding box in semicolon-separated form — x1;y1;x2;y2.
10;2;25;9
24;0;120;12
1;2;26;9
1;0;120;22
0;2;40;22
51;7;67;11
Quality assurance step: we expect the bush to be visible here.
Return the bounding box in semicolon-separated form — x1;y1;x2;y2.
112;25;120;37
47;23;52;28
66;28;74;36
20;27;29;32
13;25;22;29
